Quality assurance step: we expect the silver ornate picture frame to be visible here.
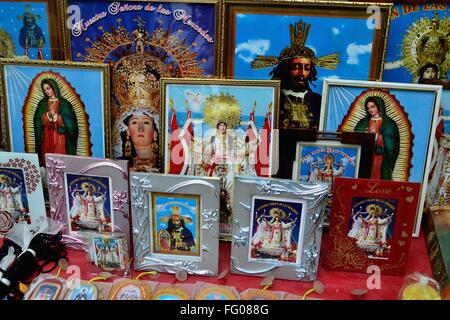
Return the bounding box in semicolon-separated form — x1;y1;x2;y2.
231;176;328;281
131;173;220;277
45;154;130;248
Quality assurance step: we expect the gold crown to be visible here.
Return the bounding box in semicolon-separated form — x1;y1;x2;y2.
251;20;340;70
77;18;207;120
0;29;15;58
0;175;11;183
203;92;241;129
160;206;193;224
366;204;383;216
402;11;450;77
269;208;286;219
77;19;205;77
81;182;94;192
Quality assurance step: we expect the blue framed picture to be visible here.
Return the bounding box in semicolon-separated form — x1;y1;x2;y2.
249;196;306;265
348;197;398;260
65;283;98;300
0;152;46;237
384;3;449;84
151;192;200;258
293;141;361;186
320;79;442;236
383;3;450;134
0;1;62;60
63;0;218;172
0;60;110;166
222;0;391;130
64;172;113;234
293;140;361;225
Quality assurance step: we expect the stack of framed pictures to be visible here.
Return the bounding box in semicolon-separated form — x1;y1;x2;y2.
320;79;442;237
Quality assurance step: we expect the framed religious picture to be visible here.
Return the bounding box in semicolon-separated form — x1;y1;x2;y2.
383;2;450;138
90;232;129;270
0;151;46;236
230;176;328;281
0;59;110;167
319;79;442;237
440;89;450;134
325;177;420;275
64;282;98;300
62;0;219;173
383;2;449;84
108;279;151;300
45;154;130;248
161;78;279;239
292;138;363;226
131;173;220;277
24;276;65;300
0;0;63;60
221;0;392;130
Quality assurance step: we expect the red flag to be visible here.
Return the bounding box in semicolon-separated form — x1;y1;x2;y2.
256;104;272;176
169;102;184;174
247;101;257;142
37;48;44;60
24;39;29;58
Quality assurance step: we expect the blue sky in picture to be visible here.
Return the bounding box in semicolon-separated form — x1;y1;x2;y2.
4;64;106;157
165;84;275;139
442;91;450;133
154;194;199;252
0;2;51;59
233;14;376;95
384;4;449;83
323;85;437;183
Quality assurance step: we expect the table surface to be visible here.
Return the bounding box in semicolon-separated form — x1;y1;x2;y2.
43;231;432;300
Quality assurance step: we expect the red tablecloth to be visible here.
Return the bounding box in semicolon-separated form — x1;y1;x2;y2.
46;232;432;300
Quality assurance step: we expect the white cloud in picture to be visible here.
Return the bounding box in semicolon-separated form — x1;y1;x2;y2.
332;27;340;36
235;39;270;63
346;42;373;65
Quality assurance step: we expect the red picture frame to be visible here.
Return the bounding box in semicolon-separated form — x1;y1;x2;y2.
325;177;420;275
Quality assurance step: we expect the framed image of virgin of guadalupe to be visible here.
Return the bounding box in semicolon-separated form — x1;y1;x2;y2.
62;0;219;173
0;59;110;168
222;0;391;131
320;79;442;237
0;0;64;60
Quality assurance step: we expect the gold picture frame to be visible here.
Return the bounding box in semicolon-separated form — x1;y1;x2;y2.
0;58;111;162
221;0;392;79
60;0;221;172
160;78;280;239
0;0;64;60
